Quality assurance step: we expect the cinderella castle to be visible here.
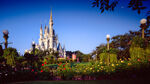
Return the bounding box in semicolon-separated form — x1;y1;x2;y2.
25;10;66;58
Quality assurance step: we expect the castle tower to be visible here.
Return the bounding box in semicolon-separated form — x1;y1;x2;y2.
44;25;47;38
49;9;53;49
40;24;43;39
63;45;66;58
53;34;58;52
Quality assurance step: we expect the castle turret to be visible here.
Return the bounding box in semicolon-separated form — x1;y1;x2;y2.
39;24;43;49
40;24;43;39
44;25;47;38
63;45;66;59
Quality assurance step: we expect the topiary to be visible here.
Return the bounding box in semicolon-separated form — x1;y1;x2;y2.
129;36;147;61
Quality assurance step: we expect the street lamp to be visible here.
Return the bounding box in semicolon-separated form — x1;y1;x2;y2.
106;34;110;51
32;41;35;55
3;30;9;49
106;34;110;66
140;18;147;38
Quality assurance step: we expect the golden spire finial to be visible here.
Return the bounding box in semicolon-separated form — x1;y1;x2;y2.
50;8;52;19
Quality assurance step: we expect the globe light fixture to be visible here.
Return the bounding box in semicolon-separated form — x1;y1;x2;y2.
140;18;147;24
106;34;110;51
140;18;147;38
32;41;35;45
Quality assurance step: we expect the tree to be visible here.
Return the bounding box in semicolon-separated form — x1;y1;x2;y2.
82;54;91;62
91;0;149;14
3;47;18;66
74;50;84;62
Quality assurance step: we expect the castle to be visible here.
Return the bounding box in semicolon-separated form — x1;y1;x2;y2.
25;10;66;58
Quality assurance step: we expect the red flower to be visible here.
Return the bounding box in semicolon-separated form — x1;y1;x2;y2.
31;69;34;72
63;64;65;67
41;70;43;72
64;68;66;70
42;64;44;66
44;62;47;64
138;59;140;62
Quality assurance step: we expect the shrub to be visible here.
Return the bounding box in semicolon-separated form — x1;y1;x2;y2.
110;54;117;63
129;36;147;61
130;47;146;61
99;53;107;63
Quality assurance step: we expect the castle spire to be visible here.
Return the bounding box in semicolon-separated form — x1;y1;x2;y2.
40;24;43;38
49;9;54;49
50;8;52;20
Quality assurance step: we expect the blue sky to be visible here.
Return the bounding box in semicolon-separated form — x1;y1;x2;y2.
0;0;150;54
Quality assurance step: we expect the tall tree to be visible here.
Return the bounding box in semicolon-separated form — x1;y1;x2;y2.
3;47;18;66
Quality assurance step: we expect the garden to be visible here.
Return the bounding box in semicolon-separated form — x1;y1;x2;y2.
0;15;150;84
1;34;150;83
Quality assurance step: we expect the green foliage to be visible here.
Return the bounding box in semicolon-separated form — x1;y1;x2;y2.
109;48;119;54
75;50;84;62
31;48;41;55
82;54;91;62
130;37;148;61
130;47;146;61
43;55;57;64
131;36;146;48
99;53;107;63
145;45;150;60
99;53;117;64
3;47;18;66
55;62;73;78
91;0;148;14
109;54;117;63
58;58;66;63
99;47;118;64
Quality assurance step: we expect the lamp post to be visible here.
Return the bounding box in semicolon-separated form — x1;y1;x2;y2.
32;41;35;55
3;30;9;49
106;34;110;66
140;18;147;38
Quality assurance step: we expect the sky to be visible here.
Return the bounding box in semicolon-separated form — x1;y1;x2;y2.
0;0;150;55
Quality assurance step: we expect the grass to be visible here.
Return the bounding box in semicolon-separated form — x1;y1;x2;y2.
10;80;149;84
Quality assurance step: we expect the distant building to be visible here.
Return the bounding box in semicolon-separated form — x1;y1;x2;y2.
25;10;66;58
72;53;76;61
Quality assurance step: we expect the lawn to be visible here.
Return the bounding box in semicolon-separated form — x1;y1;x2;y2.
10;80;149;84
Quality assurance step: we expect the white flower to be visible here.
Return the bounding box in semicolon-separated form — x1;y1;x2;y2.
5;74;8;76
